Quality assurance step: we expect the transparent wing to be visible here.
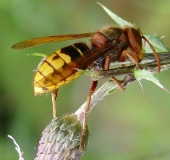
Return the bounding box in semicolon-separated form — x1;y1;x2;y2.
12;32;95;50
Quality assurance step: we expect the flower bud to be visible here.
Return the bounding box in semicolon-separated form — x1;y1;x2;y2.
35;113;89;160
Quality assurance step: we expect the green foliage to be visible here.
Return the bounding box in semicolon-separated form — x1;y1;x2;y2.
143;32;169;52
98;2;134;28
134;69;169;92
28;52;47;57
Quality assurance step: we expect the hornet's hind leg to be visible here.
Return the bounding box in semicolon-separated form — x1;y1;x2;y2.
79;80;98;151
51;89;58;118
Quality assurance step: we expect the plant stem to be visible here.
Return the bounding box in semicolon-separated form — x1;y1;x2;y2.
75;52;170;122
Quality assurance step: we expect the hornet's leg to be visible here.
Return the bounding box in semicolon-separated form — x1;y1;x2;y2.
79;80;98;151
104;55;125;91
141;36;160;72
51;89;58;118
122;50;141;69
125;28;160;72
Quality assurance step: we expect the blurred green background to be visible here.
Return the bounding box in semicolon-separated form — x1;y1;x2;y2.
1;0;170;159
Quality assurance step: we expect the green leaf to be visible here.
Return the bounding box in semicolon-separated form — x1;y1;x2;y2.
134;69;169;93
143;32;169;52
76;69;90;76
108;88;116;94
27;52;47;57
77;69;100;81
97;2;134;28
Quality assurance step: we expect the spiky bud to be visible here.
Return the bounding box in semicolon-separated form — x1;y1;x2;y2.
35;113;89;160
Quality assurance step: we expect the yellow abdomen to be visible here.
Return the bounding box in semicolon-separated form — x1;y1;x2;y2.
34;43;91;95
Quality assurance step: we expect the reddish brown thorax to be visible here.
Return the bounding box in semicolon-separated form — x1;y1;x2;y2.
90;26;145;65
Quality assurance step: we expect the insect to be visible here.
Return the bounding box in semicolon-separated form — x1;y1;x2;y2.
11;26;160;150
